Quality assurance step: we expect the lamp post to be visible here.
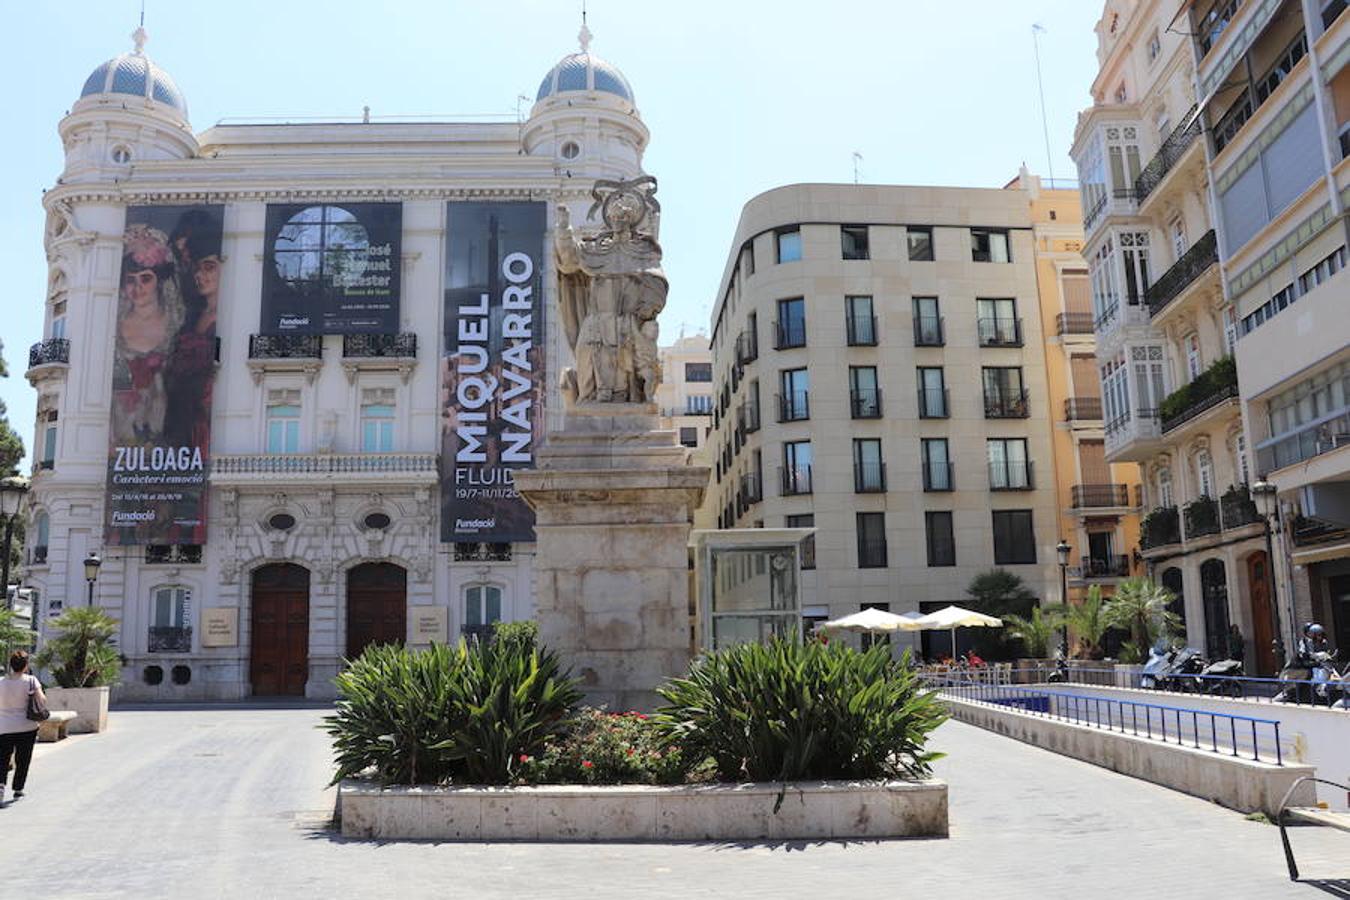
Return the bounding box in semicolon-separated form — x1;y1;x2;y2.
0;477;29;610
83;552;102;608
1056;539;1071;655
1250;478;1285;670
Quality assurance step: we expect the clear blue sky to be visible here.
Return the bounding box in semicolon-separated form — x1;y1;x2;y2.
1;0;1103;466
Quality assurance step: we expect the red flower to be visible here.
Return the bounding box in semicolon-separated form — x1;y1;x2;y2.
581;760;593;769
519;754;530;763
626;747;635;756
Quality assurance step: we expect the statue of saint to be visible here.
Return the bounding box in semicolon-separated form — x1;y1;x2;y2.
555;176;667;405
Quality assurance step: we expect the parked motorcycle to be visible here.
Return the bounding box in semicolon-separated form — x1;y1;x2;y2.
1159;647;1206;693
1199;658;1244;697
1139;644;1176;690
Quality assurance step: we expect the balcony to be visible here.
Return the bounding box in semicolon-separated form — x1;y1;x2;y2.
27;338;70;378
845;313;877;347
1159;356;1238;435
736;330;758;365
147;626;193;654
1135;106;1201;203
780;465;813;496
1140;506;1181;550
984;390;1030;419
989;460;1034;491
1080;555;1131;579
774;319;806;350
1147;230;1218;318
1211;32;1308;155
1257;408;1350;474
1105;409;1163;461
740;472;763;505
737;401;761;435
1064;397;1103;421
1184;496;1220;539
977;318;1023;348
1220;484;1262;530
248;334;322;359
853;461;887;494
145;544;203;565
914;315;945;347
211;452;439;485
850;387;882;419
918;387;949;419
922;462;954;492
776;392;810;423
1056;313;1094;336
453;542;512;562
1071;484;1130;509
343;333;416;359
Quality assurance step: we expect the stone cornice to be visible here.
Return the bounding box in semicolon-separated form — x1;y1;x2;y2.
43;182;594;211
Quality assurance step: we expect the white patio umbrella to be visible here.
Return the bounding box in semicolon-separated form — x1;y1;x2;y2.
819;607;925;634
914;605;1003;658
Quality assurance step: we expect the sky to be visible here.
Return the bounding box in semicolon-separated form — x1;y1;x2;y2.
0;0;1105;467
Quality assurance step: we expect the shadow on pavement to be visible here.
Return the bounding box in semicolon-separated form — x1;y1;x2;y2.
1302;880;1350;897
113;700;335;711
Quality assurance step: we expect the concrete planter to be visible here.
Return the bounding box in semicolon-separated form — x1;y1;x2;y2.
43;686;110;734
338;778;949;842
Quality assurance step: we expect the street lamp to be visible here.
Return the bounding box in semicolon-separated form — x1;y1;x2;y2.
1056;539;1071;655
0;476;29;610
1250;477;1285;669
83;552;102;607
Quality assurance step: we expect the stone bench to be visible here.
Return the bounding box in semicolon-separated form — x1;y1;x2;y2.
36;711;78;743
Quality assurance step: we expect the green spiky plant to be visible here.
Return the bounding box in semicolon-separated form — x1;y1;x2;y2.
1002;606;1062;659
0;606;35;655
1055;585;1110;659
34;606;121;687
1103;577;1183;650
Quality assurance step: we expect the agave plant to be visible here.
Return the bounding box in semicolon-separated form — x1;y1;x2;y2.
653;638;946;782
1103;577;1182;649
34;606;121;688
1002;606;1061;659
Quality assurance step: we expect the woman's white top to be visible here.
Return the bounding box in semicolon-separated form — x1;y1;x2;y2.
0;672;41;735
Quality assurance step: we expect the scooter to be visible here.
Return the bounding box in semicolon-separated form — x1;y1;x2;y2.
1159;647;1206;693
1139;644;1175;690
1046;655;1069;684
1200;658;1244;696
1276;651;1339;704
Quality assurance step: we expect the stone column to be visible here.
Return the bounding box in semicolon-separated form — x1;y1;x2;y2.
515;405;708;712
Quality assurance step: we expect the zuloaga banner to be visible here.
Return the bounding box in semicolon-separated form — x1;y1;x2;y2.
261;202;401;334
106;205;225;545
441;202;547;543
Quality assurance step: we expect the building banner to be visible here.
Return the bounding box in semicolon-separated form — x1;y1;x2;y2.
441;202;547;543
261;202;401;334
105;205;225;545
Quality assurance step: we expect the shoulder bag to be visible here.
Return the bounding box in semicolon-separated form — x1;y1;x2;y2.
26;676;50;722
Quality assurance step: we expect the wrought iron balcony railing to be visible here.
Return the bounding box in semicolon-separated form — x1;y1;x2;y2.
740;472;763;505
984;390;1030;419
1080;555;1130;578
1071;484;1130;508
1140;506;1181;550
453;542;513;562
342;333;417;358
145;544;203;565
248;334;322;359
1135;105;1201;201
1184;496;1220;539
853;461;886;494
736;330;758;365
774;319;806;350
780;464;813;496
28;338;70;369
148;626;193;654
918;387;949;419
776;392;810;422
850;387;882;419
922;462;954;492
1147;230;1217;317
1220;485;1262;530
913;315;945;347
1064;397;1103;421
989;460;1034;491
977;317;1023;347
845;313;877;347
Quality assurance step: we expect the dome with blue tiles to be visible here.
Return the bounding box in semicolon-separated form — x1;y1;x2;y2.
535;25;634;106
78;28;188;120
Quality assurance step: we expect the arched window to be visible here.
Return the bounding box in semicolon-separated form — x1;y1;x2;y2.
152;585;191;629
1156;468;1174;508
31;511;49;564
1195;450;1215;499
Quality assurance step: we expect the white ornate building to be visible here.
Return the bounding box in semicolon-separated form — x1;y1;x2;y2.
25;25;650;699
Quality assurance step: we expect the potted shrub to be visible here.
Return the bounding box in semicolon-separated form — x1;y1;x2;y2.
35;607;122;733
1103;578;1182;688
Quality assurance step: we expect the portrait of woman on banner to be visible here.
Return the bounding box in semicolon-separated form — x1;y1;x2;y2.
112;224;185;447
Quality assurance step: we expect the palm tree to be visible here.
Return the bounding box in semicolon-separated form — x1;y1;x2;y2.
0;606;35;655
1102;577;1182;650
1054;585;1109;660
1002;606;1062;659
34;606;121;688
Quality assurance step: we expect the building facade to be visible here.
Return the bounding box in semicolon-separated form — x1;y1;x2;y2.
703;179;1083;650
655;333;714;452
24;25;651;699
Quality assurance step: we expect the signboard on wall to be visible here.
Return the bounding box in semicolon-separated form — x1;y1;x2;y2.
261;202;401;334
202;607;239;647
440;202;547;543
105;204;224;546
411;607;448;644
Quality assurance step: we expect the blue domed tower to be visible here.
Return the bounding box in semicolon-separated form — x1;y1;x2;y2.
59;28;198;184
523;23;648;182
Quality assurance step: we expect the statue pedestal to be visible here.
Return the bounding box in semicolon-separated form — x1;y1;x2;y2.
515;404;709;711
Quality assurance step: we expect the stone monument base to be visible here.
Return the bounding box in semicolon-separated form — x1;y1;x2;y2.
515;404;708;711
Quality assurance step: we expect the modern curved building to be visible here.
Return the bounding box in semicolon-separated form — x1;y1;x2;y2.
24;24;651;699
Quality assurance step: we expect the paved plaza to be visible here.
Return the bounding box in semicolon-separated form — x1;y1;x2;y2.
6;706;1348;898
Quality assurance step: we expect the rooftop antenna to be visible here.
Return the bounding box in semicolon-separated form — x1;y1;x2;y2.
1031;24;1056;184
852;151;863;185
132;0;148;54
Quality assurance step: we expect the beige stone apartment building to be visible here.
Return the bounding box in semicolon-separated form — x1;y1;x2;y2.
703;179;1107;654
654;333;714;453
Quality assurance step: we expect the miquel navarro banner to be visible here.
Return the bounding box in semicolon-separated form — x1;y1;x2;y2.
106;205;225;545
441;202;547;543
261;202;401;334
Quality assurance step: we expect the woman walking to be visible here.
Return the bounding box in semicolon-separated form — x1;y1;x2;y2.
0;650;46;803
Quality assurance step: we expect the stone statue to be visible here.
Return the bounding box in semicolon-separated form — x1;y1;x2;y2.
555;176;667;405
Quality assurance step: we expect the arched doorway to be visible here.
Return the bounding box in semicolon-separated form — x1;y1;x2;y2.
250;563;310;696
346;562;407;660
1246;551;1276;674
1200;559;1230;661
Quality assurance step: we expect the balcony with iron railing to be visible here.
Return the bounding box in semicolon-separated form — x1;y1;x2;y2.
1257;408;1350;475
145;544;203;565
850;387;882;419
1159;356;1237;435
1211;32;1308;156
1056;312;1094;336
918;387;949;419
1184;496;1221;539
914;315;944;347
1105;408;1162;461
453;542;512;562
1135;105;1202;203
977;317;1023;348
342;333;417;358
1064;397;1103;421
774;319;806;350
740;471;763;505
1219;484;1262;530
984;390;1030;419
1147;230;1218;318
27;338;70;374
922;462;954;492
1079;555;1131;578
845;312;877;347
857;539;888;569
780;464;813;496
249;334;322;359
853;461;886;494
148;626;193;654
776;392;810;423
737;400;761;435
1140;505;1181;550
736;329;758;365
989;460;1034;491
1071;484;1130;509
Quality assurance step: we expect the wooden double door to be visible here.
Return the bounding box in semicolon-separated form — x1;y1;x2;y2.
346;562;407;660
251;564;311;696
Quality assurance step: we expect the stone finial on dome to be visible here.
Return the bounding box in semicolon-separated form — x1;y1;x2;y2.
578;22;593;53
132;26;148;55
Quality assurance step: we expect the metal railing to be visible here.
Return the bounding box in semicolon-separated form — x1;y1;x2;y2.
342;333;417;358
453;542;512;562
977;317;1023;347
740;472;763;505
145;544;203;565
1071;484;1130;508
1258;409;1350;474
853;461;886;493
1184;496;1221;539
850;387;882;419
923;461;954;492
737;401;761;435
845;313;877;347
148;626;193;654
776;392;810;422
249;334;322;359
1064;397;1103;421
736;330;758;364
914;315;944;347
1056;312;1094;335
28;338;70;368
780;464;813;496
1135;105;1201;201
918;387;949;418
984;389;1030;419
989;460;1034;491
1079;554;1131;578
1141;505;1181;549
1147;230;1218;318
774;319;806;350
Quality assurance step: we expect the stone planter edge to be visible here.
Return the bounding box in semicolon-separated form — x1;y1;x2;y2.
42;685;110;734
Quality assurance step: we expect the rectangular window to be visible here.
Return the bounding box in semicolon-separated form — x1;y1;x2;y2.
971;228;1011;263
41;418;57;467
976;298;1021;346
1185;334;1202;382
779;368;809;421
679;426;698;448
685;362;713;382
925;511;956;567
266;389;301;454
775;297;806;349
841;225;870;260
856;512;887;568
983;367;1028;418
50;300;67;340
782;440;813;495
918;367;947;418
907;226;934;261
360;388;395;453
853;438;885;493
913;296;943;346
743;244;755;277
776;228;802;264
849;366;881;419
987;438;1032;490
153;586;190;629
992;510;1037;564
464;584;503;628
845;295;876;346
786;513;815;570
922;438;952;491
686;394;712;415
